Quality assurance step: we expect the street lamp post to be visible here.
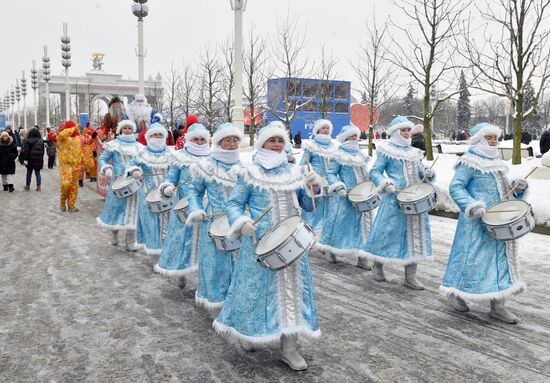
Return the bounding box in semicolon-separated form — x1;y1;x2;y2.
61;23;72;121
131;0;149;95
21;71;28;130
10;87;15;127
15;80;21;128
42;46;51;128
3;94;9;125
230;0;247;137
30;61;38;126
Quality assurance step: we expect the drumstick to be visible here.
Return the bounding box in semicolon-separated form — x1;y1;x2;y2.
503;166;538;199
486;210;520;213
141;173;165;177
173;179;191;191
306;160;316;210
419;156;439;184
252;207;273;226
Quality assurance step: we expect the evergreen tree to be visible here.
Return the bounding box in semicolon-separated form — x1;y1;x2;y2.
522;80;542;136
361;91;368;104
404;83;415;115
457;70;470;134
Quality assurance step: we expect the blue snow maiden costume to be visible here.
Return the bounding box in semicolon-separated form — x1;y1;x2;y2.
363;116;434;289
153;124;211;278
440;123;528;323
97;120;143;251
316;125;373;267
126;122;172;255
185;123;243;313
212;123;321;370
299;119;338;235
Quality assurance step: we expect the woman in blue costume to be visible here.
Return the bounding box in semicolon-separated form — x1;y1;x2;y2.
440;123;528;324
126;122;172;255
299;119;338;236
363;116;434;289
185;122;243;314
153;123;211;285
316;125;372;269
97;120;143;251
213;122;323;371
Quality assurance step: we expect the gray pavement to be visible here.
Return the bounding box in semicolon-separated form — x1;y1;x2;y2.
1;164;550;383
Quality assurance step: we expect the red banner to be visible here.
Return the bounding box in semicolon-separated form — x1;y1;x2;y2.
350;103;380;132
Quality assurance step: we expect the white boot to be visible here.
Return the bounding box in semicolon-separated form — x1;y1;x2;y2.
490;298;519;324
448;293;469;312
239;339;257;352
325;249;337;264
372;261;386;282
356;255;372;270
404;263;425;290
125;230;138;252
281;334;307;371
111;230;119;246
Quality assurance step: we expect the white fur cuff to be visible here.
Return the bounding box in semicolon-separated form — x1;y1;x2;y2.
376;178;395;194
185;209;206;227
158;181;174;195
227;215;254;238
328;182;346;194
125;165;141;177
465;200;486;220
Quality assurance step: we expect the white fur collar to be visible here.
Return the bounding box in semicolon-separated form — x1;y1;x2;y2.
103;139;142;157
189;160;239;189
136;147;172;169
236;164;306;192
377;142;423;162
336;148;369;167
170;149;207;168
456;152;509;174
304;140;338;161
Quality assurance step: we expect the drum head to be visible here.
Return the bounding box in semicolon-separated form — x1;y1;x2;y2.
397;183;434;202
483;200;530;225
210;215;231;237
112;176;132;189
348;181;376;202
146;187;161;202
174;197;189;210
256;216;302;255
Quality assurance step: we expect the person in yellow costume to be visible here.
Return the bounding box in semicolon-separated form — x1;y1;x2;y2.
80;123;98;183
55;120;83;212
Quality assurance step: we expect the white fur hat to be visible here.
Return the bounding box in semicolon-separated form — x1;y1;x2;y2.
313;119;333;135
134;93;147;102
116;120;137;134
336;125;361;143
469;122;502;144
255;121;289;150
212;122;244;146
145;122;168;143
184;123;211;142
386;116;415;137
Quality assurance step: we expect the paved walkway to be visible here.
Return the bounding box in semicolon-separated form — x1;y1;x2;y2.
1;165;549;383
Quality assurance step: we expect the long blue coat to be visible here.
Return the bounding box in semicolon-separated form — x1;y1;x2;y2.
154;149;208;277
213;160;321;346
318;146;373;258
127;146;172;255
363;143;433;264
440;152;526;301
97;138;142;230
299;139;337;233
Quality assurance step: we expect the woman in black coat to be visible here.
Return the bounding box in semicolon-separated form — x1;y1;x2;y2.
0;131;18;192
19;127;45;191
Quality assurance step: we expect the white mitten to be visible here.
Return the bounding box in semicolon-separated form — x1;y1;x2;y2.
287;155;296;164
185;210;207;226
424;168;434;179
241;222;257;237
306;170;320;185
131;169;142;180
104;168;113;178
471;205;486;219
512;179;528;191
337;189;347;197
162;185;175;197
385;184;396;194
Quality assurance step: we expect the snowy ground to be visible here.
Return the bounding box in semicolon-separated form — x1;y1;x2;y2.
1;162;550;382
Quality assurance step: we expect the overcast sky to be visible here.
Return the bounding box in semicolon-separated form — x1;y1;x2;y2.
2;0;490;108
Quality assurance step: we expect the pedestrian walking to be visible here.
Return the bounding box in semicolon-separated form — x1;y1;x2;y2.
0;131;18;192
19;127;45;191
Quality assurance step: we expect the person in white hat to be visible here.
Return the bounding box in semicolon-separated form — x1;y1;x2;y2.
97;120;143;250
316;125;373;269
213;121;323;371
154;123;211;287
440;122;528;324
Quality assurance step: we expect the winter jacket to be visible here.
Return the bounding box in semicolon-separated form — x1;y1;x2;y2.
521;130;532;145
0;137;18;174
19;137;45;170
411;132;426;152
46;141;57;156
540;131;550;155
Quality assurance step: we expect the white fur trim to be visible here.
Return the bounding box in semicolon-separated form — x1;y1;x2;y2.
212;125;244;145
134;242;162;255
254;126;289;150
116;120;137;134
386;120;415;136
456;153;508;174
185;209;206;227
136;147;171;169
469;125;502;144
195;292;224;314
158;181;174;196
154;263;197;277
227;215;254;238
96;216;136;231
377;143;423;162
125;165;141;177
170;149;207;167
102;139;142;157
464;200;486;220
361;250;433;265
134;93;146;102
336;126;361;143
315;242;362;258
313;119;333;135
302;140;339;161
236;164;306;192
376;178;395;195
185;128;211;142
188;160;239;189
213;320;321;348
336;147;369;167
328;181;346;194
99;164;113;176
145;124;168;142
439;282;526;303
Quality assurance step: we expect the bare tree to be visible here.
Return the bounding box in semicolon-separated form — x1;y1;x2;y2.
243;25;269;146
196;45;224;133
219;37;235;123
164;62;182;129
352;16;398;155
465;0;550;163
177;60;198;124
316;44;339;119
148;72;165;113
388;0;470;160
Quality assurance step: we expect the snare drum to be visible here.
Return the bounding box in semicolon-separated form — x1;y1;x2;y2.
256;216;315;271
112;176;142;199
173;197;189;224
348;181;380;212
396;183;437;215
146;187;175;214
209;214;241;252
482;200;535;241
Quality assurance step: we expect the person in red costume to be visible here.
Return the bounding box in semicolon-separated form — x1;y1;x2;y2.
174;115;199;150
80;123;99;183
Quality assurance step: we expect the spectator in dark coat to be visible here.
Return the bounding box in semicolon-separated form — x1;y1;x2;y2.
360;131;368;140
521;129;532;145
19;127;45;191
293;130;302;148
4;125;16;146
381;131;387;139
540;126;550;155
45;138;57;169
411;124;426;153
0;131;18;192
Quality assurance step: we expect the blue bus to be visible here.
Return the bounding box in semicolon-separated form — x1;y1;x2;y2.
265;77;351;138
